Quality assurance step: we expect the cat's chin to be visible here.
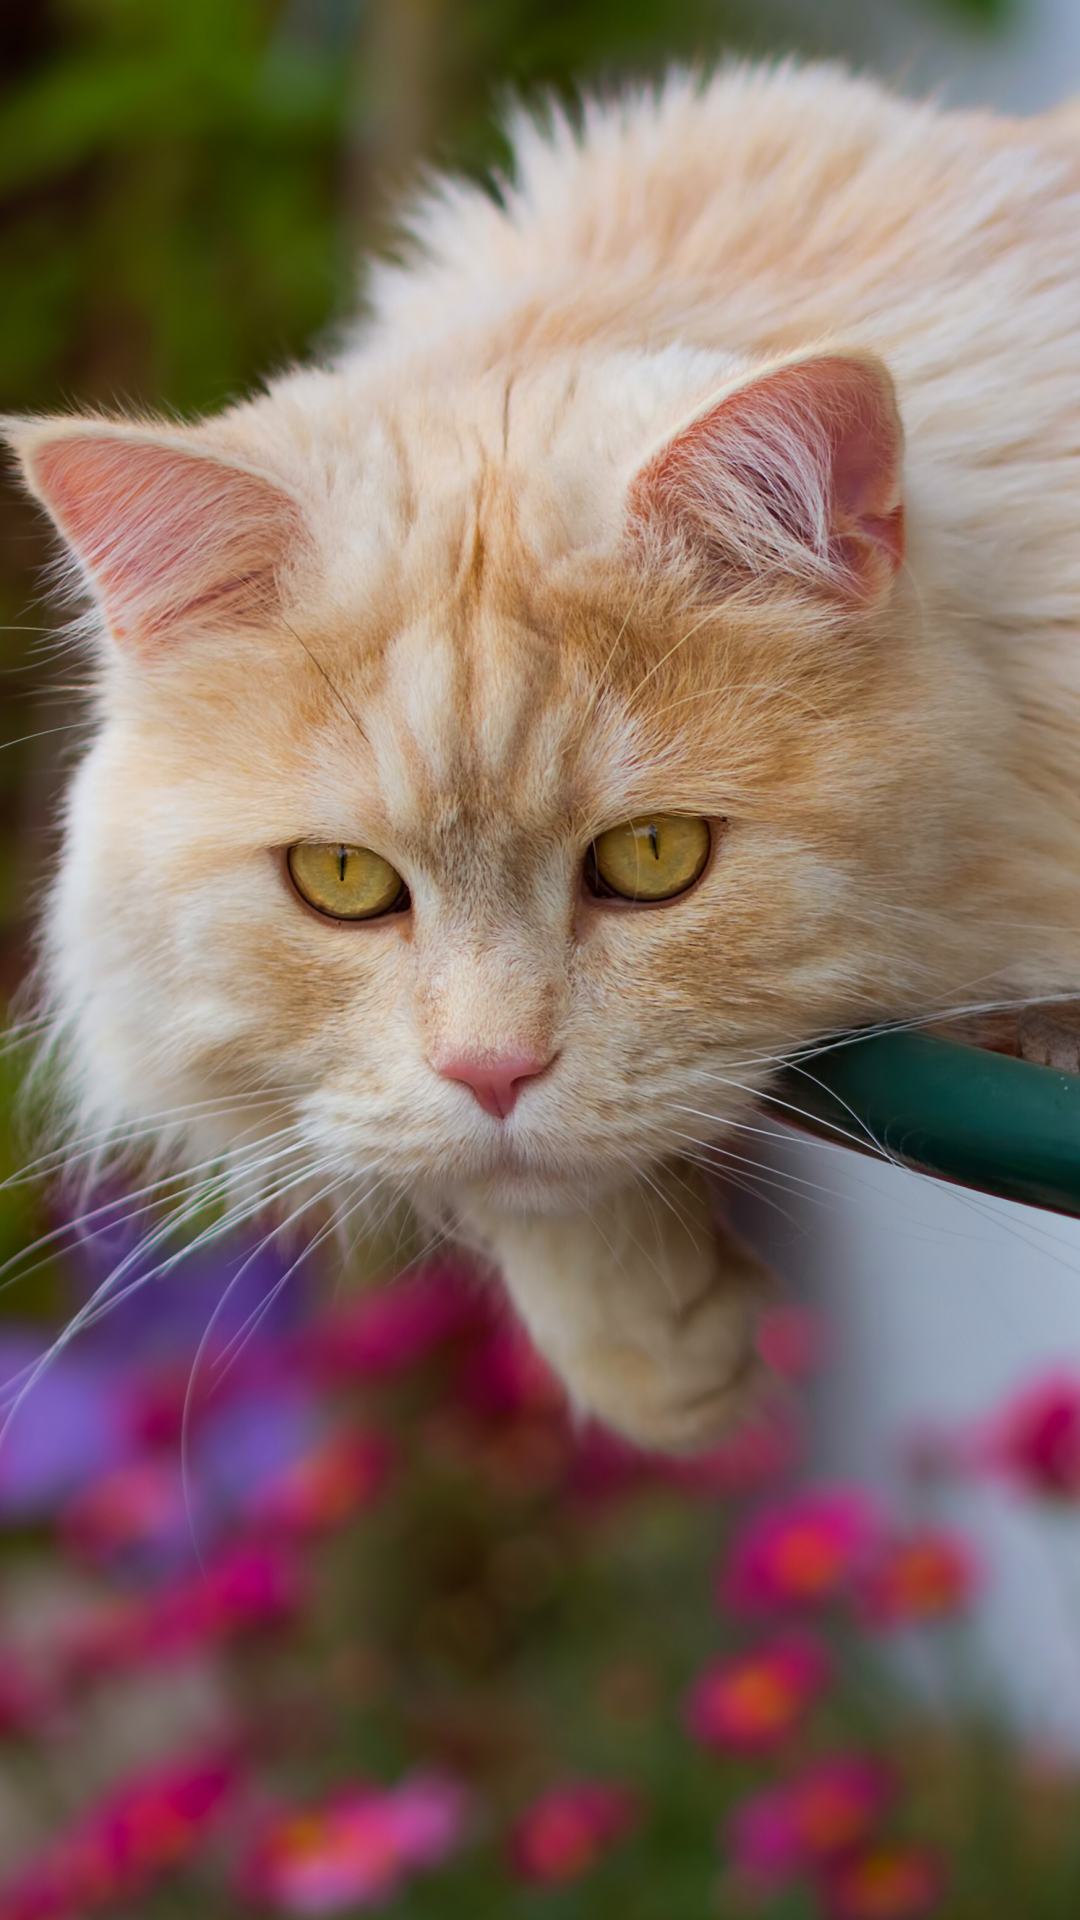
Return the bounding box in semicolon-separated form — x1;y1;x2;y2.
441;1164;625;1220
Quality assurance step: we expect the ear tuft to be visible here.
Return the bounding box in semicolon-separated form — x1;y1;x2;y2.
3;421;308;657
628;353;905;604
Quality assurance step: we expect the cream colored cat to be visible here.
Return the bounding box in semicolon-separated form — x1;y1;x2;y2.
7;62;1080;1450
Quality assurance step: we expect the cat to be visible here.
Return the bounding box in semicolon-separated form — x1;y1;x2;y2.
6;59;1080;1452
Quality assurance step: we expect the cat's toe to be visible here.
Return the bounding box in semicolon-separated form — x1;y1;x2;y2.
571;1301;766;1454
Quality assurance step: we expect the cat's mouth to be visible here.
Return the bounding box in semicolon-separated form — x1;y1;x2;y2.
427;1127;630;1217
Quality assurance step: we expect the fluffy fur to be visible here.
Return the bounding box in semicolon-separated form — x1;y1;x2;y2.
7;61;1080;1448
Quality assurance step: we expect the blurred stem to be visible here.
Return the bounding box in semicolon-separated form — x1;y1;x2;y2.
345;0;450;241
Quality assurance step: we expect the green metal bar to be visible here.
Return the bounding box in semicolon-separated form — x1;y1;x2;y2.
765;1031;1080;1218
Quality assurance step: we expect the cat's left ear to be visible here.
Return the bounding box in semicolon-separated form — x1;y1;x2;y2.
628;351;905;604
2;417;309;659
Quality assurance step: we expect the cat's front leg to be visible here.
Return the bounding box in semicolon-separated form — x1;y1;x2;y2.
460;1162;773;1453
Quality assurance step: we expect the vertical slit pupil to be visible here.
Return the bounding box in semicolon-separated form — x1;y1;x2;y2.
647;824;659;859
337;847;347;883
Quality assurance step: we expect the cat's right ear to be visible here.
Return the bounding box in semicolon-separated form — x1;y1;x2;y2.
1;418;309;659
627;351;905;606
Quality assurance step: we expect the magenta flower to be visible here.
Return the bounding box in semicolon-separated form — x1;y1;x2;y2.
245;1426;391;1536
858;1532;978;1630
239;1773;471;1913
568;1398;799;1505
566;1425;653;1502
0;1753;236;1917
66;1544;301;1680
664;1400;801;1499
722;1488;881;1613
979;1372;1080;1500
510;1780;640;1885
822;1843;946;1919
60;1457;197;1575
684;1634;832;1755
0;1648;55;1739
456;1324;565;1422
303;1262;484;1383
756;1304;826;1382
725;1756;895;1891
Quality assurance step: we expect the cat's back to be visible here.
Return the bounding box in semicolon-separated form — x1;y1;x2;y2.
362;61;1080;373
343;60;1080;736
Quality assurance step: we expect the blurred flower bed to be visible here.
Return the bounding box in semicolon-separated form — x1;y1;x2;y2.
0;1199;1078;1917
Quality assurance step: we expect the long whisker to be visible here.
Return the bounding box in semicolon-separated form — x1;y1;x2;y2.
281;618;370;748
624;605;720;711
0;1133;319;1417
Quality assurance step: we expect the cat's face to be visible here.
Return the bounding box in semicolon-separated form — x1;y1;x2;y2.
9;346;1006;1216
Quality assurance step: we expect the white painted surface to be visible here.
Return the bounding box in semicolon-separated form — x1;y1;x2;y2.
742;1127;1080;1745
851;0;1080;112
789;0;1080;111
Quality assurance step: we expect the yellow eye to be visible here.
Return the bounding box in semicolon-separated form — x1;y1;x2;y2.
288;843;407;921
587;815;711;903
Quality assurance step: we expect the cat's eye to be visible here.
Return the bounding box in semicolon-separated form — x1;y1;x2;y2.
288;842;408;921
586;814;711;903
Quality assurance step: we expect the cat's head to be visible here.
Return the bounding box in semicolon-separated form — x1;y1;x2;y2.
4;345;995;1219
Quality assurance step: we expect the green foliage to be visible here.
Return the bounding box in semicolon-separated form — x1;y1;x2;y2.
922;0;1016;24
0;0;1018;420
0;0;349;417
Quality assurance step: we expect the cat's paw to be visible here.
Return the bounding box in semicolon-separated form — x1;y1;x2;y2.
462;1162;774;1455
569;1276;768;1454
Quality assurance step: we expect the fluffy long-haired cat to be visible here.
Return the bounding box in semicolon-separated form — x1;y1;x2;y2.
6;61;1080;1451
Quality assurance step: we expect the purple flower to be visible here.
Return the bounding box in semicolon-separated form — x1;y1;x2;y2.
0;1334;137;1518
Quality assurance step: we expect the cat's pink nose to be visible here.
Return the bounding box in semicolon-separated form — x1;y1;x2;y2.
433;1049;554;1119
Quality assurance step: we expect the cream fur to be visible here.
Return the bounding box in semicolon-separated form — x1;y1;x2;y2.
6;60;1080;1448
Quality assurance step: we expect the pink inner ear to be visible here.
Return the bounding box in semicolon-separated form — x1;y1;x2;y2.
30;435;304;653
630;353;905;602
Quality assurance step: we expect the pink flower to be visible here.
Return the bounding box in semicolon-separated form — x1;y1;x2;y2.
510;1780;639;1885
239;1773;470;1913
858;1533;978;1630
664;1400;801;1498
722;1489;881;1613
60;1457;191;1569
725;1757;895;1891
822;1843;945;1919
566;1426;653;1502
0;1753;236;1916
246;1427;391;1536
0;1648;56;1739
756;1304;826;1382
980;1372;1080;1500
376;1772;471;1869
568;1401;799;1504
66;1544;301;1679
684;1635;832;1755
304;1263;484;1382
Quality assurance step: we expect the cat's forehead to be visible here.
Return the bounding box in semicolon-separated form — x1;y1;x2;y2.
267;353;747;842
357;599;619;844
287;344;743;588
